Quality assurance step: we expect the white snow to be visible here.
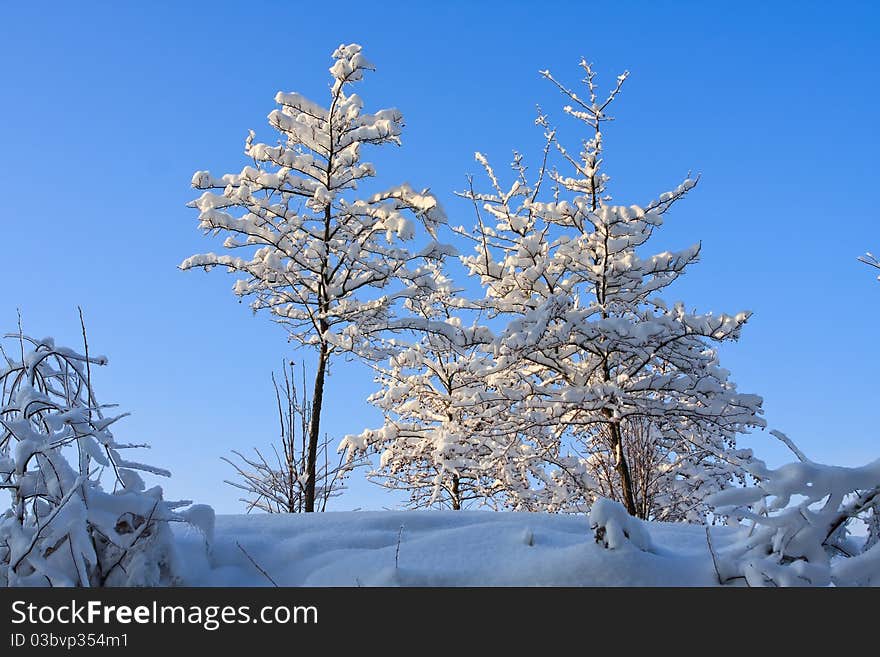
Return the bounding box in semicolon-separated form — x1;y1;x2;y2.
589;498;655;551
172;511;736;587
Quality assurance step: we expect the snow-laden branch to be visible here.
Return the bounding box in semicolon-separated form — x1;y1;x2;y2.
711;455;880;586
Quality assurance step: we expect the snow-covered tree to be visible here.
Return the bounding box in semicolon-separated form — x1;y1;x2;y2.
341;261;507;510
181;44;446;512
455;57;764;518
0;324;205;586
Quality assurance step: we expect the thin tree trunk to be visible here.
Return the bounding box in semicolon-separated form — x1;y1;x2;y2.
587;113;638;516
609;421;638;516
451;474;461;511
304;341;328;512
599;356;638;516
305;187;333;513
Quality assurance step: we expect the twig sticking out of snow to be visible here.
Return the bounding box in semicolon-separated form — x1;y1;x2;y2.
705;527;722;585
394;524;404;570
236;542;278;587
704;527;749;587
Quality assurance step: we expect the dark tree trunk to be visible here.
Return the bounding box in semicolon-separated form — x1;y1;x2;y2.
609;421;638;516
304;342;328;512
451;474;461;511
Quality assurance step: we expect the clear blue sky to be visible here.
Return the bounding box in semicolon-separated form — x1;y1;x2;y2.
1;1;877;513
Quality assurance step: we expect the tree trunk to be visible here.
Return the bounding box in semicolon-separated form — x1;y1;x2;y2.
304;342;328;512
451;474;461;511
305;196;333;513
609;422;638;516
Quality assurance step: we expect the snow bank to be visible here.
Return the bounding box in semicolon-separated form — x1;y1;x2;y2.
173;511;732;587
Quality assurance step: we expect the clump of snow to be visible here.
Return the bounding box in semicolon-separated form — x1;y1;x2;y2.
180;504;216;548
589;498;654;551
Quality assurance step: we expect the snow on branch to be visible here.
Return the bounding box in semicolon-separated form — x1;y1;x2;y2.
859;252;880;281
710;454;880;586
448;54;764;519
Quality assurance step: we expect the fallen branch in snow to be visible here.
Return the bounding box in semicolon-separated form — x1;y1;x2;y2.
589;498;654;552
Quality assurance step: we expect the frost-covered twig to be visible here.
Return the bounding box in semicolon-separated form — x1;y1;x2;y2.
769;429;808;463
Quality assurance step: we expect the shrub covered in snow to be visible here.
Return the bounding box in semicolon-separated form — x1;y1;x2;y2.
710;453;880;587
0;330;208;586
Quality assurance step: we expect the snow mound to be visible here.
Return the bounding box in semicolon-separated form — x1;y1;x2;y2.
589;498;654;551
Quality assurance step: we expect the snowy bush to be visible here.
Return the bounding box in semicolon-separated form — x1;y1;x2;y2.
0;330;205;586
710;454;880;586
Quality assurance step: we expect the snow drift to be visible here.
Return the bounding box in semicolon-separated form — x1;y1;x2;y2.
174;510;734;587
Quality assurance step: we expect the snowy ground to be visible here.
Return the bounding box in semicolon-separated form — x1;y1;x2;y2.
173;511;740;587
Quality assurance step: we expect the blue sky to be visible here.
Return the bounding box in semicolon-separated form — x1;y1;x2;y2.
1;1;877;513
